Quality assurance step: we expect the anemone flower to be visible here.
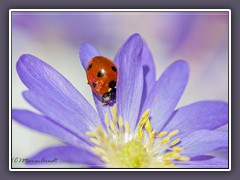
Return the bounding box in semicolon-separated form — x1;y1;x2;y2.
12;33;228;169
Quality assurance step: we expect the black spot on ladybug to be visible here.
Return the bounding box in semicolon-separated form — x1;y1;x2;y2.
112;66;117;72
97;69;105;77
108;80;116;88
92;82;96;88
87;64;92;71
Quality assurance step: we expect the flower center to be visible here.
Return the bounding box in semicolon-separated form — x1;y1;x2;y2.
113;140;150;168
86;104;189;168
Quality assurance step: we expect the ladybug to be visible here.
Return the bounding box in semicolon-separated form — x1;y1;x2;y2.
86;56;118;106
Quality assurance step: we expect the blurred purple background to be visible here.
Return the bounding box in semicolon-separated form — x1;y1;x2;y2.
11;11;229;167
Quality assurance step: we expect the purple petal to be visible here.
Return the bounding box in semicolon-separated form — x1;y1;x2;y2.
26;145;103;168
79;43;112;125
142;60;189;132
79;42;100;70
12;110;90;149
115;39;156;98
176;156;228;168
16;54;101;127
163;101;228;138
140;41;156;111
190;155;216;161
210;150;229;159
23;90;95;142
180;130;228;157
115;33;144;131
93;93;113;126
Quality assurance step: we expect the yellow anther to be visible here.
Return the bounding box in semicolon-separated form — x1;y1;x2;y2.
150;130;156;141
170;152;180;159
162;152;172;160
107;128;113;138
157;131;168;138
111;104;117;125
104;113;109;127
101;156;110;162
160;137;170;145
116;131;121;140
170;138;181;146
162;152;179;160
118;116;123;128
163;160;174;166
110;120;116;132
97;125;105;140
162;161;175;168
139;109;150;127
111;104;117;115
113;119;117;125
92;147;106;156
148;130;156;147
85;131;97;137
172;146;183;153
125;121;130;134
90;138;101;146
137;129;144;140
145;119;152;133
178;156;190;161
150;130;156;137
168;130;179;138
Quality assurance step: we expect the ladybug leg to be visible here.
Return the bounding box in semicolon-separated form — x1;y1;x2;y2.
102;92;111;106
102;88;117;106
110;87;116;100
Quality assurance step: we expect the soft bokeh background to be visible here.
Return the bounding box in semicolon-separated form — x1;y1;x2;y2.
11;11;229;167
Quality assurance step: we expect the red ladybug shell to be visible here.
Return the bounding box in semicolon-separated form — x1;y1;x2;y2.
86;56;118;95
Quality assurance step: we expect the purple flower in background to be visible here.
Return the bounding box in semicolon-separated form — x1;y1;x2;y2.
12;34;228;168
12;12;119;49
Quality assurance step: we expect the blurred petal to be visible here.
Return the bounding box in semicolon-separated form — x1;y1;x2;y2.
26;145;103;168
16;54;101;126
163;101;228;138
23;90;94;142
143;60;189;131
79;43;112;125
12;110;90;149
161;15;196;55
115;33;143;131
176;156;228;168
180;130;228;157
140;41;156;111
79;42;100;70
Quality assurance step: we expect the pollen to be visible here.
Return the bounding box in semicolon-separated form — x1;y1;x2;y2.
85;104;189;168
